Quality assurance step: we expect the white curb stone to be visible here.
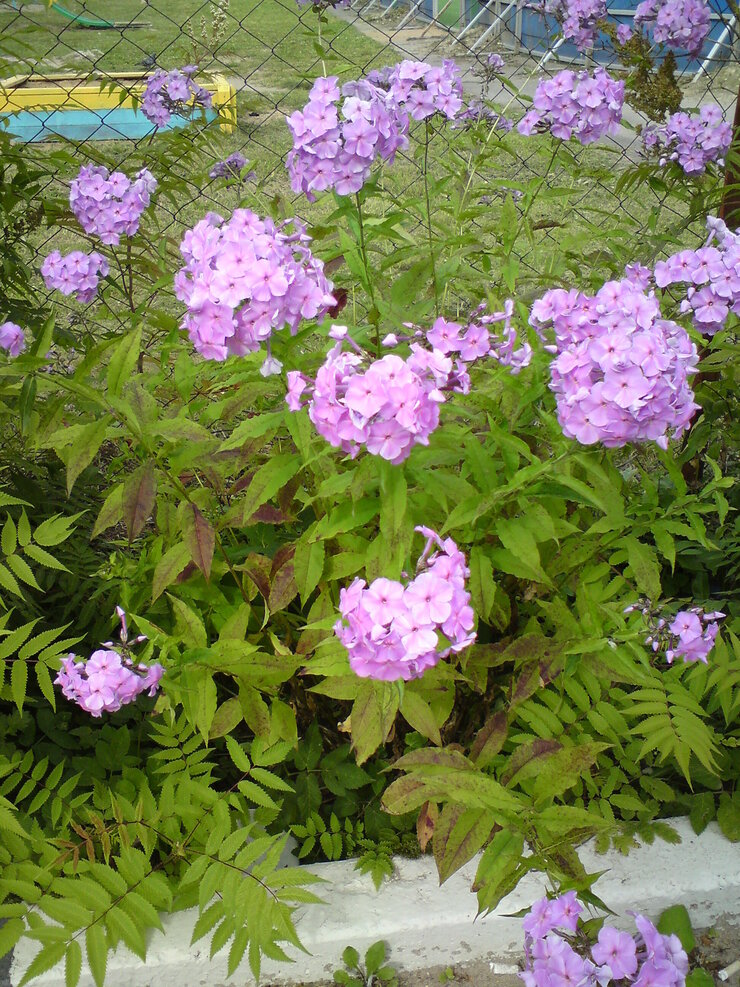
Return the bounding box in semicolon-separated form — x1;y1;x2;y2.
10;818;740;987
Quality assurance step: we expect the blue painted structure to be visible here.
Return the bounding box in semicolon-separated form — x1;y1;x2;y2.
464;0;735;71
0;105;225;142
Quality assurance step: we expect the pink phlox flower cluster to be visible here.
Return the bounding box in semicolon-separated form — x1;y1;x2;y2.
286;76;408;201
54;607;163;717
634;0;711;54
55;650;164;716
140;66;213;127
174;209;335;369
537;0;608;49
486;53;506;72
520;895;689;987
385;59;464;121
654;217;740;336
628;599;725;665
517;68;624;145
530;280;699;449
70;164;157;245
616;23;633;43
209;152;256;182
0;321;25;357
426;301;533;372
642;105;731;175
334;525;475;681
41;250;109;303
286;332;462;463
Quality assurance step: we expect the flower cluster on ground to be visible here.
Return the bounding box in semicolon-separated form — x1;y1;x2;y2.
334;526;475;681
140;66;213;127
174;209;335;368
530;280;699;449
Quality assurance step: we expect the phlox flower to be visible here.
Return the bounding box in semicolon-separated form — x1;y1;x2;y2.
334;527;475;681
70;165;157;245
634;0;711;54
653;216;740;337
517;68;623;145
41;250;109;303
175;209;335;371
286;75;408;201
140;66;212;128
0;321;25;357
530;279;699;449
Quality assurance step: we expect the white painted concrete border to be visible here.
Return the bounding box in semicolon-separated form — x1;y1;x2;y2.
10;818;740;987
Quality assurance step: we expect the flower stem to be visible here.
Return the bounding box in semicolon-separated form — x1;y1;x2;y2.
424;119;440;318
355;192;381;356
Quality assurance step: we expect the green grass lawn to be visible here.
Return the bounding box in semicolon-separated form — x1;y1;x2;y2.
0;0;389;103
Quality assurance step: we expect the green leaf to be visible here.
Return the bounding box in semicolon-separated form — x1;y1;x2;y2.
351;681;399;765
433;805;494;883
107;326;143;398
342;945;360;969
18;941;67;986
91;484;124;539
183;504;215;581
400;690;441;745
152;542;191;602
364;941;387;975
625;538;661;601
293;539;325;605
688;792;714;836
22;543;69;572
65;940;82;987
225;735;252;772
530;743;611;800
122;462;157;542
686;970;715;987
0;917;25;958
473;830;526;914
1;514;17;555
56;419;111;495
11;658;27;712
86;923;108;987
657;905;695;952
209;698;243;740
717;792;740;842
228;454;301;525
32;513;79;547
180;666;217;743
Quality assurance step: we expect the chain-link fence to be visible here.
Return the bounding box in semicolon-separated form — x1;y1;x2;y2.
1;0;738;332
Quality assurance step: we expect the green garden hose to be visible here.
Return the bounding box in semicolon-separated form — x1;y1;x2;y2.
50;2;148;29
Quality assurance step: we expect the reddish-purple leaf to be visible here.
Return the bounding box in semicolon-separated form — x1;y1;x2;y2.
122;462;157;542
183;504;215;581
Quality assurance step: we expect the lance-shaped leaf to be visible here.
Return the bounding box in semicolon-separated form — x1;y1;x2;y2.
122;462;157;542
183;504;215;581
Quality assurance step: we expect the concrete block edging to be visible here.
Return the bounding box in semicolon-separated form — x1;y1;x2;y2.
9;818;740;987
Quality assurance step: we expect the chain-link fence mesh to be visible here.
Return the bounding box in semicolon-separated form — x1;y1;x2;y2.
1;0;738;333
